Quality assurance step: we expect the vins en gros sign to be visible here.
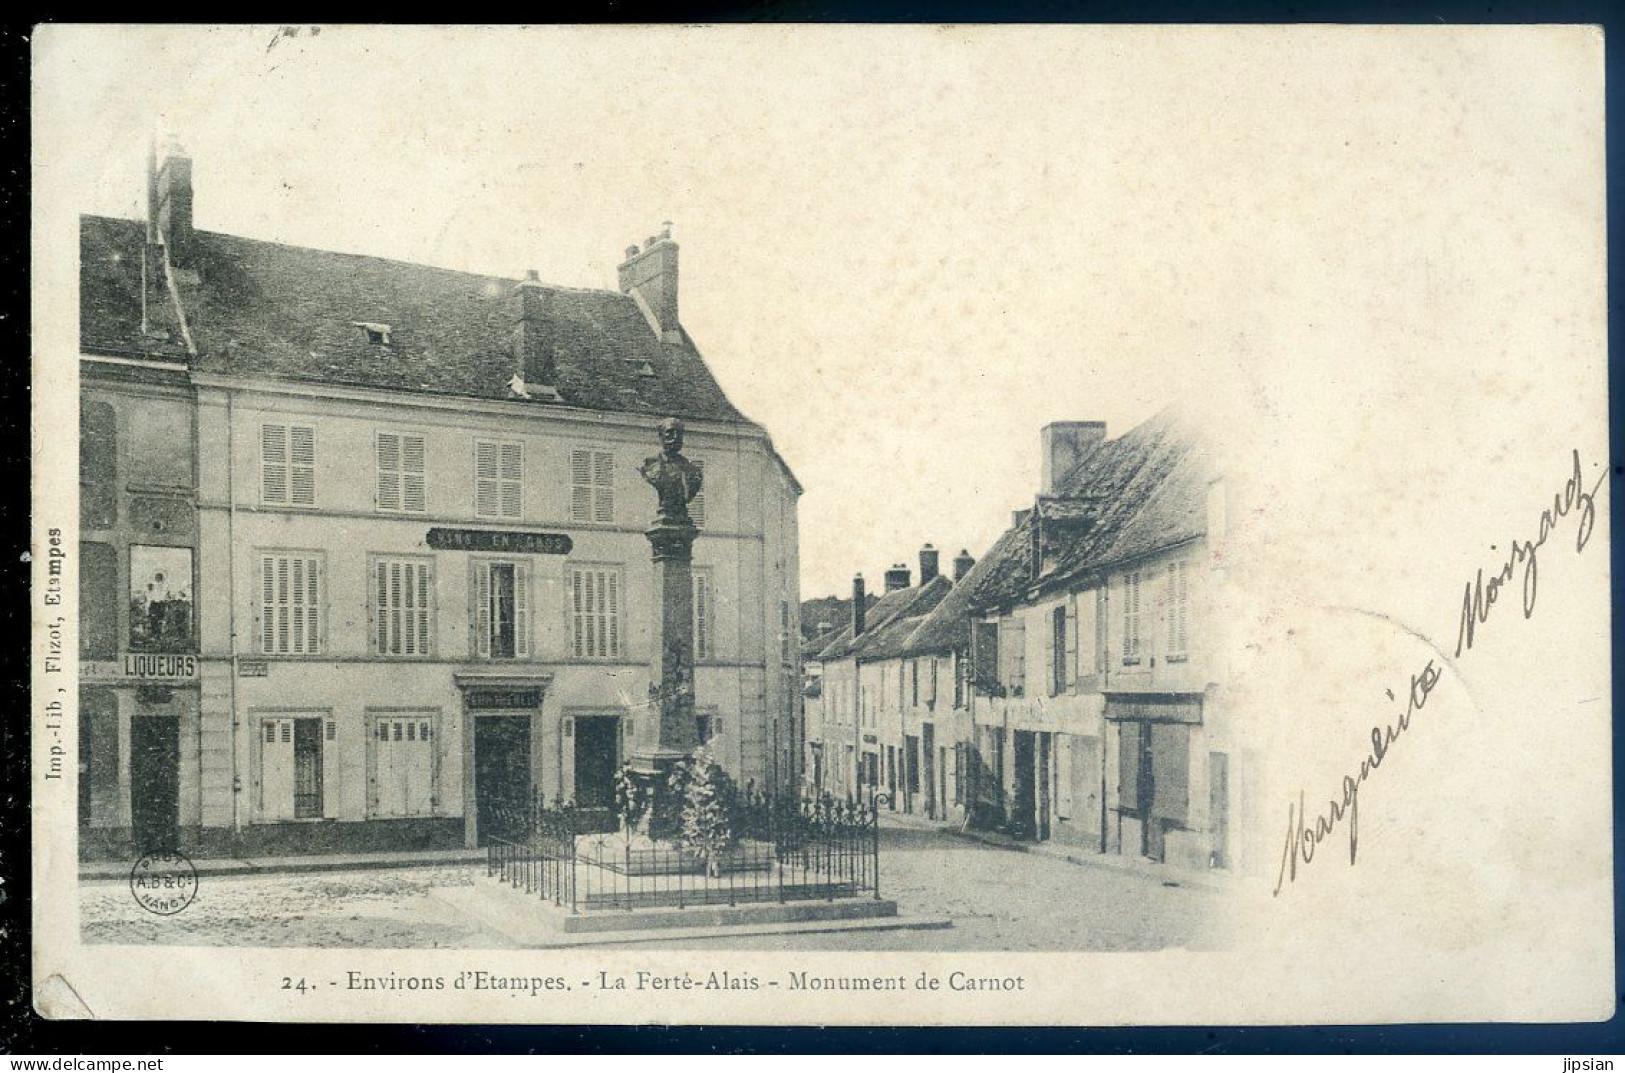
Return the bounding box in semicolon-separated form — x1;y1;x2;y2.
426;528;573;556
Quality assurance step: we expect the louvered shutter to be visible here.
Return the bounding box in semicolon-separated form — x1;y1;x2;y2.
689;459;706;526
475;441;500;517
261;425;288;504
606;569;620;657
593;451;614;522
261;556;276;653
377;433;401;511
374;561;389;653
473;561;491;658
402;434;426;513
693;573;711;659
1065;596;1080;691
514;563;530;657
1043;609;1055;697
570;567;584;657
413;561;430;655
500;442;523;518
571;450;592;521
290;426;316;505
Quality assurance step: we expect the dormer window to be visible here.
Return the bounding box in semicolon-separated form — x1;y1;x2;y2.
354;322;393;346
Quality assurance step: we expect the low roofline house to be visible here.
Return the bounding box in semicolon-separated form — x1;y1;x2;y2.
78;138;803;857
951;411;1235;875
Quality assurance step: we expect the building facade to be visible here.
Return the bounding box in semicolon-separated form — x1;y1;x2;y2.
79;143;801;856
802;412;1242;878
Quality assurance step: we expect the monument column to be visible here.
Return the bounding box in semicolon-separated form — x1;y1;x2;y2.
627;418;705;839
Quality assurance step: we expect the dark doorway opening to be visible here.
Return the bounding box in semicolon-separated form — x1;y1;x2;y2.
573;716;620;812
474;716;531;845
130;717;180;852
1011;730;1037;840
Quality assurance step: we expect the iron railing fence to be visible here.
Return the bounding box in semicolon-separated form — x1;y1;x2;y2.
486;786;881;913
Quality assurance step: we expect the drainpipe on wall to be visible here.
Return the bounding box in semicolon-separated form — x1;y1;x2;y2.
226;391;241;835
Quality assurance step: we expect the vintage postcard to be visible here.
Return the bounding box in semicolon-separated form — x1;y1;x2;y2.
29;24;1610;1025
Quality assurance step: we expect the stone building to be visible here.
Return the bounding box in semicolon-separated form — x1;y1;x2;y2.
802;410;1240;878
78;142;801;856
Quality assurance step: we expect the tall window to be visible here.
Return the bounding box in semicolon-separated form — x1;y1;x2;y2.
570;448;615;523
261;424;316;507
258;552;323;655
129;545;194;651
689;459;706;526
473;560;529;659
475;439;523;519
373;558;433;657
568;564;622;659
376;432;427;513
369;712;437;818
258;715;328;821
693;570;714;661
80;400;116;528
779;600;792;664
1123;570;1143;663
1166;559;1189;659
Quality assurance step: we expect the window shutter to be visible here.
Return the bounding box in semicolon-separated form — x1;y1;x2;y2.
374;560;388;654
475;441;500;518
402;434;426;513
289;426;316;505
414;561;430;655
1065;597;1079;690
690;459;706;526
376;433;401;511
1043;610;1055;697
593;451;614;523
1151;723;1190;823
260;555;275;653
261;425;288;504
693;573;711;660
474;561;491;658
500;442;523;519
570;567;584;657
571;450;592;521
514;563;530;657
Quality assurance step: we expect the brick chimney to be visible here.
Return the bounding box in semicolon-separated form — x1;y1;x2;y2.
952;549;976;582
149;137;195;269
919;544;940;585
617;224;680;342
511;270;561;397
1041;421;1107;495
884;563;911;593
851;575;866;637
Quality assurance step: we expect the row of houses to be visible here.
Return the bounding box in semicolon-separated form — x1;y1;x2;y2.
78;142;803;857
803;414;1249;877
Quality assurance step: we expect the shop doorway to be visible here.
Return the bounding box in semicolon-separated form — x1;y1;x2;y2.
1011;730;1037;840
130;716;180;851
473;716;531;845
572;715;620;812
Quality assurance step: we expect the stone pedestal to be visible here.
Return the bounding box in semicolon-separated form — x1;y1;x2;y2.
626;519;700;842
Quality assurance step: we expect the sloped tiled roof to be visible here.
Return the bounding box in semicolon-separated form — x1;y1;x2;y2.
79;214;750;424
809;576;945;664
899;409;1209;656
901;525;1030;656
849;575;951;663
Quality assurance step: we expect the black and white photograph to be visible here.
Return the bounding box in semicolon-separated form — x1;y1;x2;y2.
29;24;1611;1026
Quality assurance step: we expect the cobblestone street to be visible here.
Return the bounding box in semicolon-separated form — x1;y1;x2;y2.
81;825;1224;951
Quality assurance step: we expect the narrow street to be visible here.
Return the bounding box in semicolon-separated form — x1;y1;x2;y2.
81;825;1222;951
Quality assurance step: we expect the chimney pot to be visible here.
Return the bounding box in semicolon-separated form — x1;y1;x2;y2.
852;575;867;637
150;141;195;268
952;548;976;582
1041;421;1107;496
919;544;940;584
884;563;911;593
618;231;680;336
525;269;539;281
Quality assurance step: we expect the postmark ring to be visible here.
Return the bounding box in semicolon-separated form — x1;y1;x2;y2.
128;850;199;916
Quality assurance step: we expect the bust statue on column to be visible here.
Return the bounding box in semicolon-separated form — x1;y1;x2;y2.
640;418;703;529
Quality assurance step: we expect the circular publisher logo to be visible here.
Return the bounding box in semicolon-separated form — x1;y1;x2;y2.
129;850;198;916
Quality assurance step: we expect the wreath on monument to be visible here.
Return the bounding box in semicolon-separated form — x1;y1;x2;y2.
613;764;649;834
